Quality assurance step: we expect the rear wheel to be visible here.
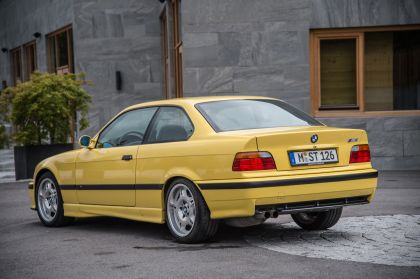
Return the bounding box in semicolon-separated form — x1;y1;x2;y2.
165;178;219;243
291;208;342;230
36;172;73;227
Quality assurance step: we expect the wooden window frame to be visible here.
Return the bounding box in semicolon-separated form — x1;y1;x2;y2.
160;7;169;99
46;25;74;74
310;24;420;117
171;0;183;98
10;46;23;86
23;40;37;81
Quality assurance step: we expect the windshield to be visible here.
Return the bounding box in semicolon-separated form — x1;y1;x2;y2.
196;99;322;132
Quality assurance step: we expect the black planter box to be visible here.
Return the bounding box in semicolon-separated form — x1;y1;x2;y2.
14;144;74;180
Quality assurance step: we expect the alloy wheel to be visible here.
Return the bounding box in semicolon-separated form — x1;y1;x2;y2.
166;183;196;237
37;178;58;222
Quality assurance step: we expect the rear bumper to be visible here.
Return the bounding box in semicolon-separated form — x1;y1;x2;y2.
197;169;378;219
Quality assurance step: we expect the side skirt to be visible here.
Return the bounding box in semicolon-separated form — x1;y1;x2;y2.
63;204;164;224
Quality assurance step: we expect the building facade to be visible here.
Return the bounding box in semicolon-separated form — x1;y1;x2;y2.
1;0;419;170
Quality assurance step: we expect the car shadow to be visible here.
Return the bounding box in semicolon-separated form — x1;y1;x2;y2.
64;216;269;245
25;215;292;249
69;217;172;240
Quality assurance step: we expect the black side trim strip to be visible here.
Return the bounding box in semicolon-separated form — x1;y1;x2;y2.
135;184;163;190
61;185;77;190
198;171;378;190
28;182;34;190
60;184;163;190
79;184;135;190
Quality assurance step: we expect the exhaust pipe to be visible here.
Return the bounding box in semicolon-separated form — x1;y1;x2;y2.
263;210;279;218
270;210;279;218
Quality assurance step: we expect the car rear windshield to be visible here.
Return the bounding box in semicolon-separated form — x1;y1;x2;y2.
196;99;322;132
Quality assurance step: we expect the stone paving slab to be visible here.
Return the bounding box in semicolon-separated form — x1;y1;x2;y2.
245;215;420;267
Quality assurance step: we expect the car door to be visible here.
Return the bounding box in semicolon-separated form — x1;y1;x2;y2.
135;106;194;209
76;107;158;206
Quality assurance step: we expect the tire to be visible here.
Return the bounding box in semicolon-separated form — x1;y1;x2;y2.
165;178;219;243
291;208;343;230
36;172;74;227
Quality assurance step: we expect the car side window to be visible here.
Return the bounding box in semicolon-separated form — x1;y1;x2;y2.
146;107;194;143
97;107;158;148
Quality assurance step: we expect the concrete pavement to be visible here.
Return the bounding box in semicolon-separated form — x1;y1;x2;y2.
0;171;419;279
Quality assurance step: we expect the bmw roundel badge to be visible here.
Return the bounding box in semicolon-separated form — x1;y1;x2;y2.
310;134;318;143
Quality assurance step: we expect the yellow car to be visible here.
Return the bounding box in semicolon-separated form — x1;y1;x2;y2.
29;96;377;243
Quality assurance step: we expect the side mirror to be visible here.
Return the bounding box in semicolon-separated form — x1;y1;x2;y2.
79;135;91;147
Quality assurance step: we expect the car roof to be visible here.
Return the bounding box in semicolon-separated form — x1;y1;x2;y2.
123;95;280;111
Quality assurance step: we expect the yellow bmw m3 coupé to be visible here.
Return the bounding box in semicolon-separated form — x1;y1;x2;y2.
29;96;377;243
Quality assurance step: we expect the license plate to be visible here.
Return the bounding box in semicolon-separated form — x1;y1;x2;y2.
289;149;338;166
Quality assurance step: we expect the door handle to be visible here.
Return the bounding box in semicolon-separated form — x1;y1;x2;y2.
122;155;133;161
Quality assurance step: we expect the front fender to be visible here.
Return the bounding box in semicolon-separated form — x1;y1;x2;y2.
31;149;80;208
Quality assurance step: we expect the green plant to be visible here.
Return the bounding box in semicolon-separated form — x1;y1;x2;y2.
0;87;14;123
0;72;91;145
0;87;14;148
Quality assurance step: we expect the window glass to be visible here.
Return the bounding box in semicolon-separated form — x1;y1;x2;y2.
10;48;22;85
15;51;22;81
24;43;37;81
48;36;56;70
146;107;193;143
97;107;158;148
365;30;420;111
47;27;73;73
29;45;36;72
320;39;357;108
314;28;420;113
57;31;69;67
364;32;393;111
196;99;321;132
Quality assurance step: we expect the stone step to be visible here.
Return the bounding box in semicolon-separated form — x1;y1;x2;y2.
0;171;15;179
0;149;15;182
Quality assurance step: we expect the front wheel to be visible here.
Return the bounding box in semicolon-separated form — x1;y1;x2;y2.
165;179;219;243
291;208;342;230
36;172;73;227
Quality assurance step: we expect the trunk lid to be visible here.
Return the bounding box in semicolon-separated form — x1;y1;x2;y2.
228;126;366;171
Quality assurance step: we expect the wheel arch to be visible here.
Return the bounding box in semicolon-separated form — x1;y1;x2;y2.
162;176;206;209
32;168;58;210
34;168;57;188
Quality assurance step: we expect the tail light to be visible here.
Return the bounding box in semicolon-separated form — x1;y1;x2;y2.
349;144;371;163
232;152;276;171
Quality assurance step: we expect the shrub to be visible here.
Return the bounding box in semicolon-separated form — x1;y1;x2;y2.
0;72;91;145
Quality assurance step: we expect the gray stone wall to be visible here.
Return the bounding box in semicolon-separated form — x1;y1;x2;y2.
73;0;162;135
320;117;420;170
181;0;420;170
1;0;419;170
182;0;311;112
0;0;74;85
0;0;163;136
311;0;420;28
